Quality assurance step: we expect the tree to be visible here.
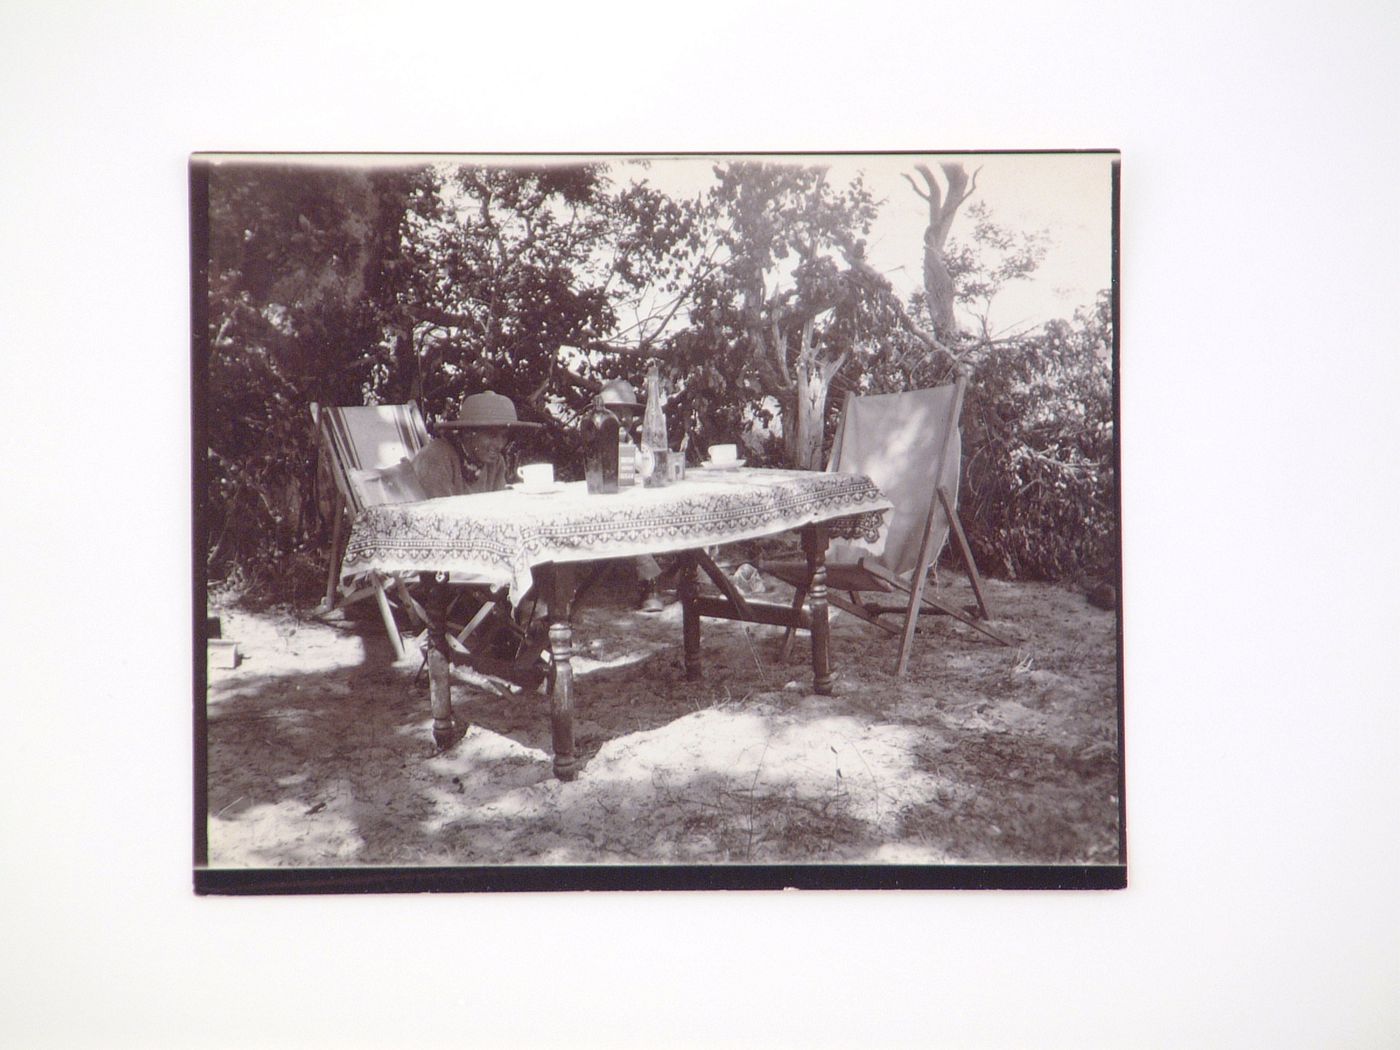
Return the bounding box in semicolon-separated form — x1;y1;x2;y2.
904;162;978;344
400;165;616;421
202;159;707;591
810;164;984;401
839;169;1111;584
944;200;1049;341
203;154;1113;597
671;162;881;469
839;161;1038;390
959;291;1114;580
205;162;429;578
401;162;708;474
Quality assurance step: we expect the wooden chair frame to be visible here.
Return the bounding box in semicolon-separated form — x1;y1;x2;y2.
312;401;430;660
763;373;1007;676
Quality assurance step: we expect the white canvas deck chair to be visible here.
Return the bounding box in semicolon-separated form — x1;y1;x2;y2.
764;375;1007;676
313;401;430;660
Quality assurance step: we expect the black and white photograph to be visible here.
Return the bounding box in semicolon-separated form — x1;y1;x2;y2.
7;2;1398;1046
194;151;1122;886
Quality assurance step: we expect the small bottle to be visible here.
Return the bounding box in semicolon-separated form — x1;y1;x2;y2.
639;362;669;488
583;398;620;494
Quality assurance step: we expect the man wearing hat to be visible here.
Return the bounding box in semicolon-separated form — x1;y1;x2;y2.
410;390;547;689
411;390;541;499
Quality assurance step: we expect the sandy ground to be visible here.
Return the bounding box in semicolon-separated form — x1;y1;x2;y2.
204;555;1121;868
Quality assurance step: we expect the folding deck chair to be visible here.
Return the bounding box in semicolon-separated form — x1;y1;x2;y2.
313;401;430;660
762;374;1007;676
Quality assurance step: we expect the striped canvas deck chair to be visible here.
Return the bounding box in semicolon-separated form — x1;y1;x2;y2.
762;374;1007;676
313;401;430;660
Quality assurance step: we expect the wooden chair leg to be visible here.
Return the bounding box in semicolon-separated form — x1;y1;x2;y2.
896;561;934;678
695;550;755;621
828;590;899;636
394;576;428;625
914;588;1011;646
776;581;807;661
938;485;991;621
321;501;345;610
372;575;407;661
454;596;498;645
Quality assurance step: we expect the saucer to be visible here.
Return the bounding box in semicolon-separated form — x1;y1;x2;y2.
511;482;564;495
699;459;746;471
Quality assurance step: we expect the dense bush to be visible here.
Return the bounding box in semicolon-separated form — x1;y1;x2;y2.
202;162;643;600
203;164;418;600
959;292;1116;582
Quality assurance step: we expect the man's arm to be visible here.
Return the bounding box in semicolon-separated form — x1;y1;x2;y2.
410;439;462;499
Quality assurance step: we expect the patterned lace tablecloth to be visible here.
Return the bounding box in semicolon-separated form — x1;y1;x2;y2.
341;467;892;604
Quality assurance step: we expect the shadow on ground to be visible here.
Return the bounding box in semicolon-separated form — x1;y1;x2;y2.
204;560;1121;867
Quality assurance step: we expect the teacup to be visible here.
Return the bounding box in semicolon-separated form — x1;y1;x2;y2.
517;463;555;491
708;443;738;465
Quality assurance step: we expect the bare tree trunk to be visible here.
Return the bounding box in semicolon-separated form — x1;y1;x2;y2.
908;162;978;345
391;322;420;404
923;234;957;341
784;322;848;470
789;360;827;469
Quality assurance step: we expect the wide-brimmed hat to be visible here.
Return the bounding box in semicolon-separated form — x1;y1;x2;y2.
437;390;542;430
598;378;643;414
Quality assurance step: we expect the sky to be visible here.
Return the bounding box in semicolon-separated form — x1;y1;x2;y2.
612;151;1116;337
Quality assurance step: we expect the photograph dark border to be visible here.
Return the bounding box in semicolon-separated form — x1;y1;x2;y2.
192;151;1125;895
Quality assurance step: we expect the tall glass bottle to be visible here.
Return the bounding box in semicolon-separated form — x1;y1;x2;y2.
583;398;620;494
639;362;670;487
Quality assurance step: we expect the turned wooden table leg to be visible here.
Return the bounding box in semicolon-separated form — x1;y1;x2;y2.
546;564;578;781
423;575;463;748
803;526;833;695
679;550;702;681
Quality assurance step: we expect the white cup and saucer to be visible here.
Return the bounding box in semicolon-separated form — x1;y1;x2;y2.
701;443;746;471
514;463;561;494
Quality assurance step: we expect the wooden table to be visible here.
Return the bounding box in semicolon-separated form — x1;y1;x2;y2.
342;468;892;780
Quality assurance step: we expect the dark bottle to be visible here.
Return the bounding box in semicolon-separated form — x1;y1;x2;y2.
583;398;621;494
